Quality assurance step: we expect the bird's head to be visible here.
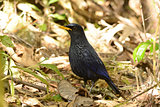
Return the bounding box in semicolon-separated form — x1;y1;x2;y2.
60;23;85;36
60;23;88;44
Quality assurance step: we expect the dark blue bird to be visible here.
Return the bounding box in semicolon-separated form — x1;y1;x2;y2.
60;23;121;96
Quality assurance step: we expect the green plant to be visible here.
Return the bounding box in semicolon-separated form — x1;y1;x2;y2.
0;35;14;47
0;35;14;106
133;39;159;62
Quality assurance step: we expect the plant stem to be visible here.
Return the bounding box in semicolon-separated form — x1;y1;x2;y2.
153;15;160;84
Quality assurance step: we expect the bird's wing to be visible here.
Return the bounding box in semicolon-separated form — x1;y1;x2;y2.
81;46;110;79
70;45;121;95
82;47;121;95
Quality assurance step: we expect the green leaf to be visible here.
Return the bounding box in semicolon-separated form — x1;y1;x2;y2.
38;24;47;32
0;35;14;47
146;40;152;44
43;93;62;101
150;38;153;42
0;51;6;71
49;13;66;20
40;64;64;79
150;43;159;53
133;46;139;62
48;0;59;5
136;42;151;62
10;79;15;96
36;67;50;80
13;66;49;85
52;94;62;101
122;78;130;85
26;3;41;11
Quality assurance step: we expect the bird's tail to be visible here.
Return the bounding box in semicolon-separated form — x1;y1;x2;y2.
105;78;121;96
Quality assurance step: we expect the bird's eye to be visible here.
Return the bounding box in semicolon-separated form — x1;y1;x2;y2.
73;26;77;30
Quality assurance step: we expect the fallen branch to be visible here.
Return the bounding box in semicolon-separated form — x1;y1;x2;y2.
7;77;48;92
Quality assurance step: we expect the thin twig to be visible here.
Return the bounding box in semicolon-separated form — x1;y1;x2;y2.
129;83;158;100
158;34;160;80
7;77;48;92
140;2;147;40
153;17;160;84
115;82;159;107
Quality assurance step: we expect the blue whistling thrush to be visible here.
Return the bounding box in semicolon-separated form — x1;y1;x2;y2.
60;23;121;96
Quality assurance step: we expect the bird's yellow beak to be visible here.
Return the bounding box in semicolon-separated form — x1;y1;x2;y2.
59;26;72;31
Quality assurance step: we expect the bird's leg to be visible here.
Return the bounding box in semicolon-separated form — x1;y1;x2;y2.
89;81;95;94
83;80;87;88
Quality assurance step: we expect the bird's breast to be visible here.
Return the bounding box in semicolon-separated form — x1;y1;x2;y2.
70;44;84;53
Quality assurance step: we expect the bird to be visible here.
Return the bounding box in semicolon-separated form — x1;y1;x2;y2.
60;23;121;96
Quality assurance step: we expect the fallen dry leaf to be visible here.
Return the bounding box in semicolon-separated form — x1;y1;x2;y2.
68;96;94;107
20;97;43;106
58;80;78;101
